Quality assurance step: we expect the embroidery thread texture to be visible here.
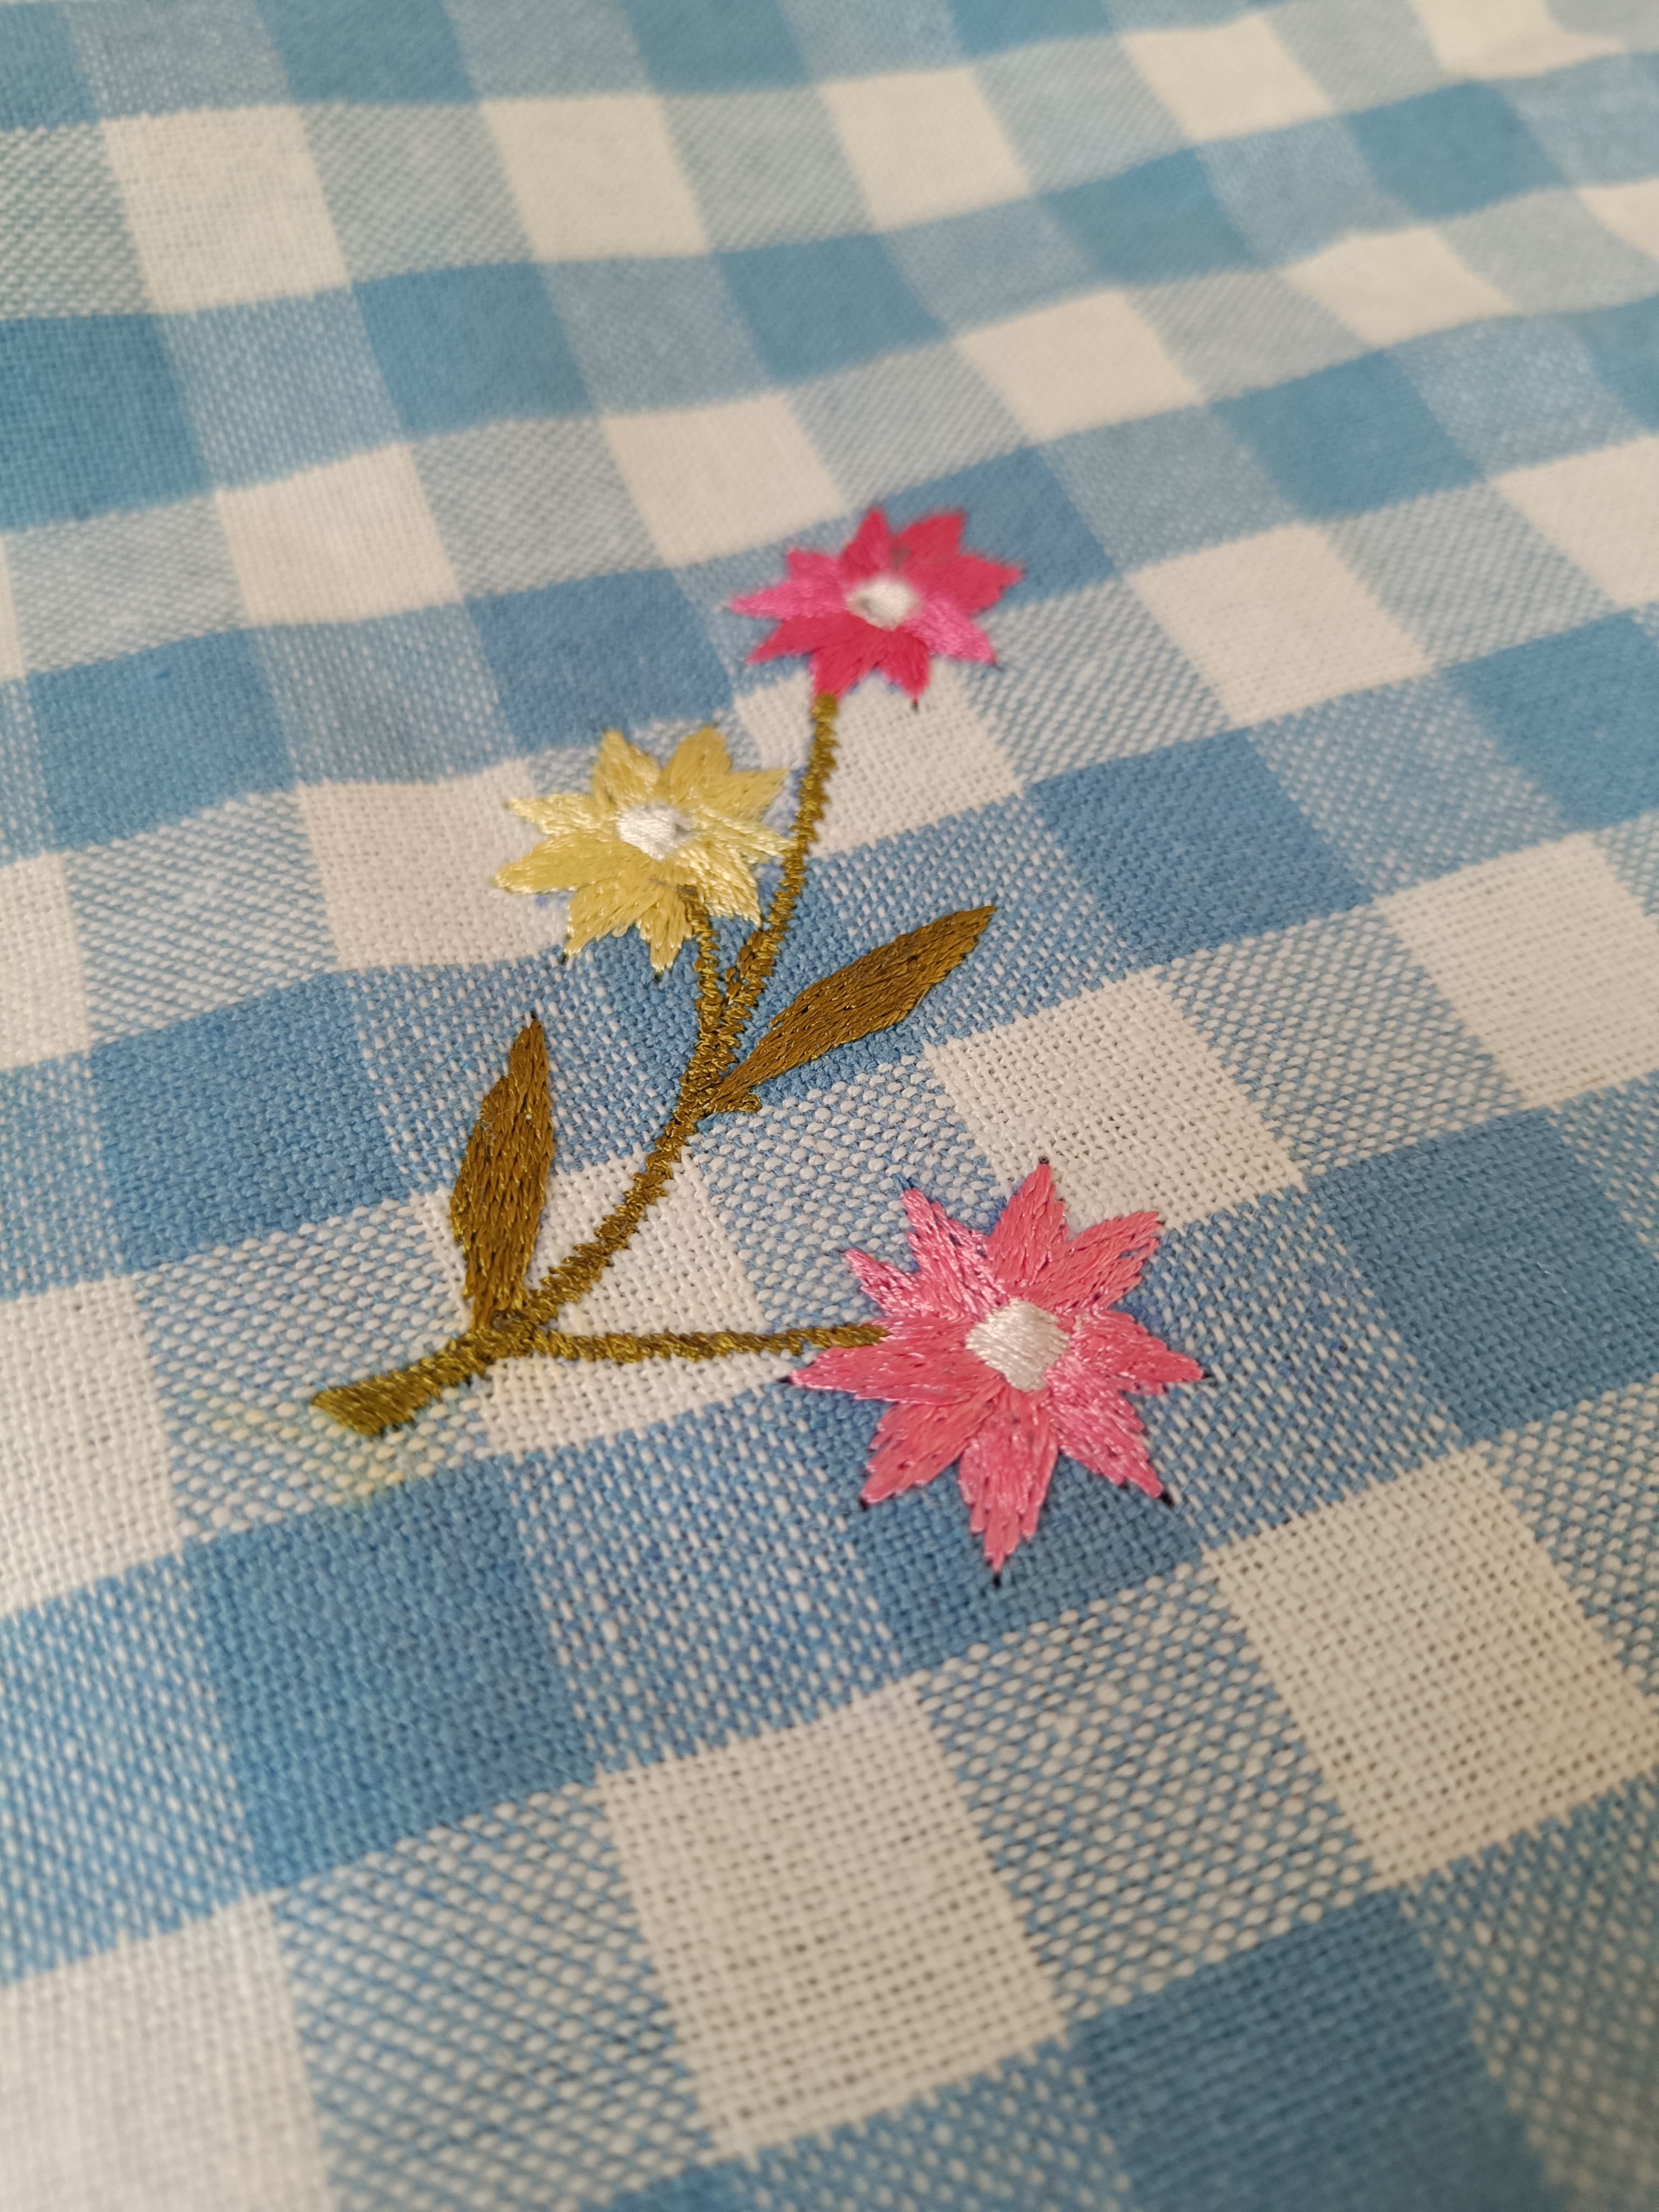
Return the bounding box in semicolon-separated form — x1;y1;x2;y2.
733;505;1022;699
496;726;787;973
313;685;989;1436
794;1164;1203;1570
312;509;1195;1564
449;1015;554;1331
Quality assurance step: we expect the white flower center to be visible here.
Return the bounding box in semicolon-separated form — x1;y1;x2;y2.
966;1299;1069;1393
615;800;696;860
846;574;920;630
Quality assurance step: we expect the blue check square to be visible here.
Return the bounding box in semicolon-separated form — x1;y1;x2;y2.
360;264;589;436
1084;1896;1555;2212
0;316;204;529
1034;733;1367;966
34;631;291;849
0;1562;253;1983
0;5;93;128
0;1058;117;1298
191;1461;589;1885
1222;355;1477;520
622;0;805;89
257;0;471;101
1050;152;1252;284
1453;617;1659;831
1315;1113;1659;1440
474;570;732;751
93;974;406;1270
723;235;941;383
1352;83;1560;219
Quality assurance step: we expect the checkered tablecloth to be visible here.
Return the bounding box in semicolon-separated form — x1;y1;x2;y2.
4;1;1659;2206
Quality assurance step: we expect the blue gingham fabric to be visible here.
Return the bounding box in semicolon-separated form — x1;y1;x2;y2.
5;2;1659;2205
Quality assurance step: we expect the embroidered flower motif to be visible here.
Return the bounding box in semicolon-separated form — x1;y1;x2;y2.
496;726;786;972
793;1164;1201;1571
732;506;1022;699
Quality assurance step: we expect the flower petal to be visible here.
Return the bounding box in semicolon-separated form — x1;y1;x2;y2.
1046;1371;1162;1496
1033;1211;1163;1320
1064;1309;1205;1393
508;792;602;839
636;885;693;972
691;805;787;859
745;613;853;666
873;625;933;698
909;595;997;664
565;874;656;958
592;730;660;811
732;562;844;621
496;827;638;896
786;548;841;586
957;1390;1059;1571
909;546;1023;617
838;506;892;583
667;839;765;923
985;1162;1069;1298
861;1395;993;1502
901;1189;999;1319
662;725;733;803
894;512;964;564
695;768;787;824
809;625;892;697
846;1246;936;1320
795;1320;994;1405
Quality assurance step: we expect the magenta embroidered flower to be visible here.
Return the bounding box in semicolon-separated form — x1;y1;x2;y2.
732;506;1022;699
793;1164;1201;1572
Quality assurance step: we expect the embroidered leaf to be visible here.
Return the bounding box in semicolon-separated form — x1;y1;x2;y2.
712;905;993;1109
450;1017;554;1329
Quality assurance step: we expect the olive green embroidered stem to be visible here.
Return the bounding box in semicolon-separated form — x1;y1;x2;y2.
715;690;840;1062
314;1320;886;1437
533;1322;885;1364
315;709;843;1438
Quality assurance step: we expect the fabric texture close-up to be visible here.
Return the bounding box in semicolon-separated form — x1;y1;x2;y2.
4;0;1659;2206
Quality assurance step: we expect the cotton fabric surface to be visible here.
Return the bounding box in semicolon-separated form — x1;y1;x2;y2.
3;1;1659;2207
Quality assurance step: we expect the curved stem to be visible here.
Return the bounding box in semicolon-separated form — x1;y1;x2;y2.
314;700;845;1437
496;702;839;1333
716;691;839;1062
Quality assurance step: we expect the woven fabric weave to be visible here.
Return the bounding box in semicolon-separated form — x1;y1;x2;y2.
3;2;1659;2206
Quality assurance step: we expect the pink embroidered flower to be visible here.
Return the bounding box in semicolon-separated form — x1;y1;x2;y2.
793;1164;1201;1572
732;507;1022;699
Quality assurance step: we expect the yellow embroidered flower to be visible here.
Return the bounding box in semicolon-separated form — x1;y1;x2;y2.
496;727;787;972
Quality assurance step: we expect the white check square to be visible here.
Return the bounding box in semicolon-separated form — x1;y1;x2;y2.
1283;225;1513;348
1580;178;1659;261
219;448;459;628
0;1274;177;1616
1496;436;1659;612
0;853;89;1073
1384;836;1659;1110
103;106;347;312
301;764;566;975
821;68;1028;230
604;1685;1060;2154
1131;526;1431;725
1123;17;1331;142
1213;1455;1659;1881
959;288;1199;440
0;1903;328;2212
929;973;1302;1230
485;95;707;260
815;665;1018;854
605;395;842;566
